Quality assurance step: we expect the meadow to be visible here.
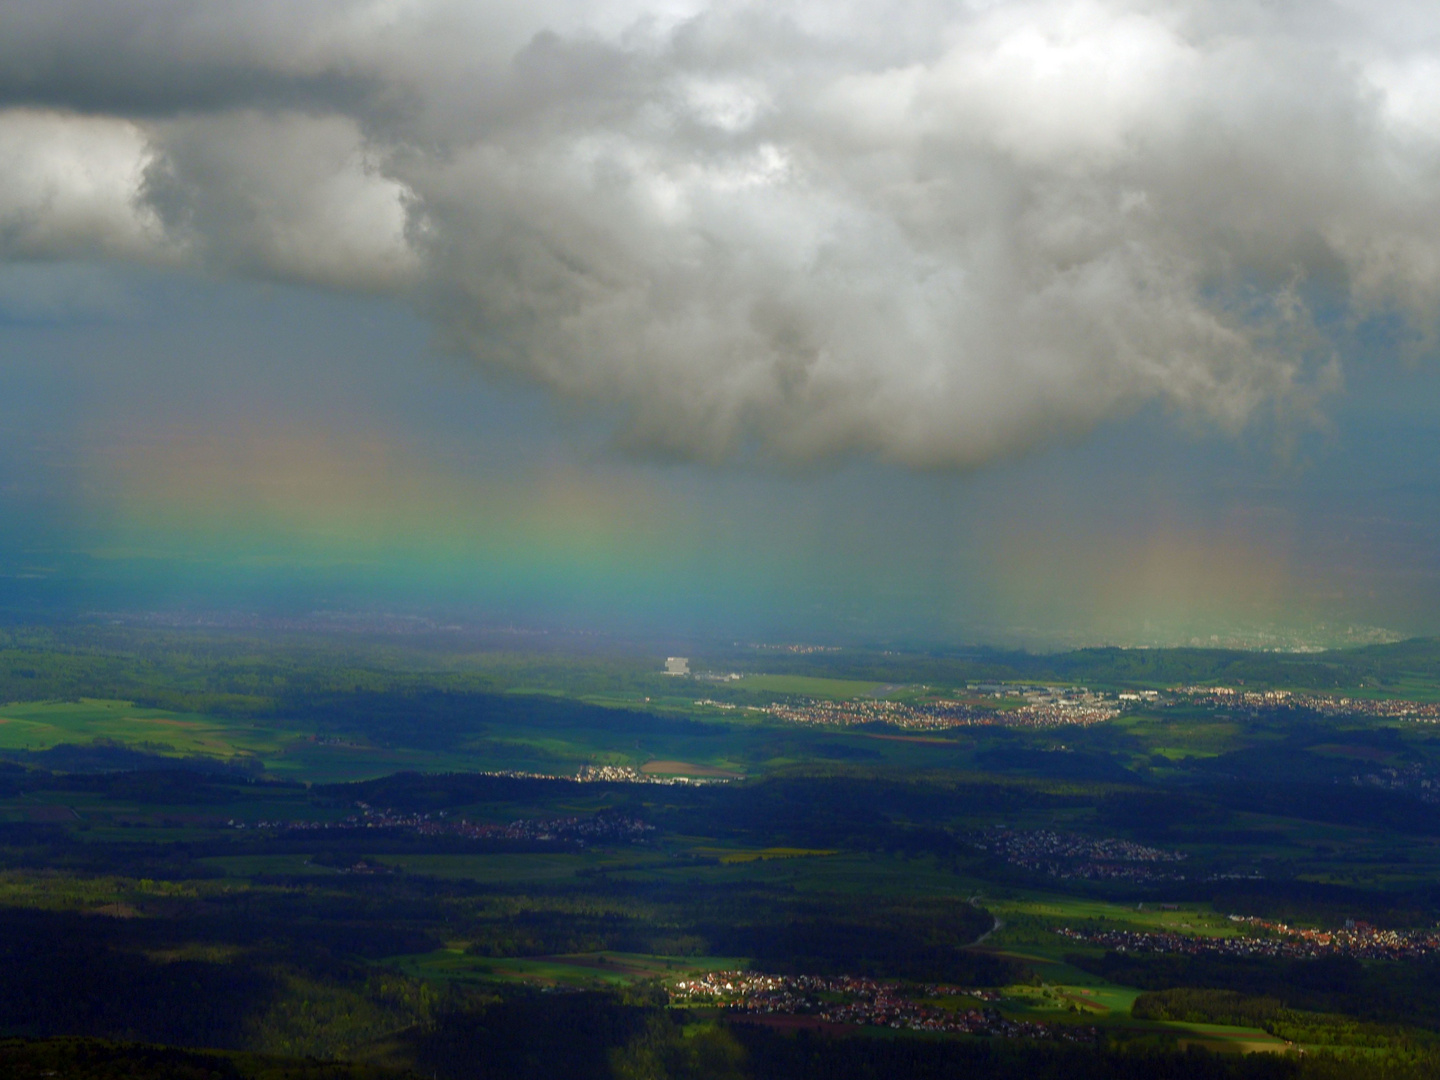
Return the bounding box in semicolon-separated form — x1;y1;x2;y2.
0;699;283;760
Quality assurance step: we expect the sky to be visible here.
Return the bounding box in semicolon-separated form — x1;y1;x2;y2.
3;0;1440;649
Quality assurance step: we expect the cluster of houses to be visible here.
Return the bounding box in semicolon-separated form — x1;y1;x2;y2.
1057;918;1440;962
671;971;1090;1040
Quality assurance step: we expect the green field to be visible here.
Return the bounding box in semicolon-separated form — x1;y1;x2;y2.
0;692;978;783
0;697;769;782
386;948;748;989
0;698;496;782
0;699;283;760
732;675;887;698
200;855;350;878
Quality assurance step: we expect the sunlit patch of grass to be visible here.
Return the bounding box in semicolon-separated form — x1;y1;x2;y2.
385;948;747;989
697;847;838;864
734;675;885;699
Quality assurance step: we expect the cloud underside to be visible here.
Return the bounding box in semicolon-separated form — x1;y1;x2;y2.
3;0;1439;466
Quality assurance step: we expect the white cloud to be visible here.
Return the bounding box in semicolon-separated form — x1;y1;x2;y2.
3;0;1440;465
0;110;165;261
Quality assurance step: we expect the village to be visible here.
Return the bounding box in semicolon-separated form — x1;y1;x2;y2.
976;829;1190;883
1058;916;1440;962
669;971;1093;1041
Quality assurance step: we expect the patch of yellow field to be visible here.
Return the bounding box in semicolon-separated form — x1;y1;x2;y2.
703;847;838;864
640;760;742;777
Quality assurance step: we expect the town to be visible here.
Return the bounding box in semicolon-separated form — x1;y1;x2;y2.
697;682;1440;733
426;765;732;786
1057;916;1440;961
1169;686;1440;721
762;692;1120;732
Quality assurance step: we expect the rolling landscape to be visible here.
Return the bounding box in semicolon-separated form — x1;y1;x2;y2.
4;627;1440;1076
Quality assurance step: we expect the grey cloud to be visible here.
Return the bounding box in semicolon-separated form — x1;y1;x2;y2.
144;112;415;291
3;0;1440;465
0;1;389;118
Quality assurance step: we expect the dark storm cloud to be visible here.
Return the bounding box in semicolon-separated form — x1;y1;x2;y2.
3;1;1440;465
0;1;392;118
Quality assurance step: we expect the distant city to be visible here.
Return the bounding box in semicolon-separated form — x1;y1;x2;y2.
684;674;1440;732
